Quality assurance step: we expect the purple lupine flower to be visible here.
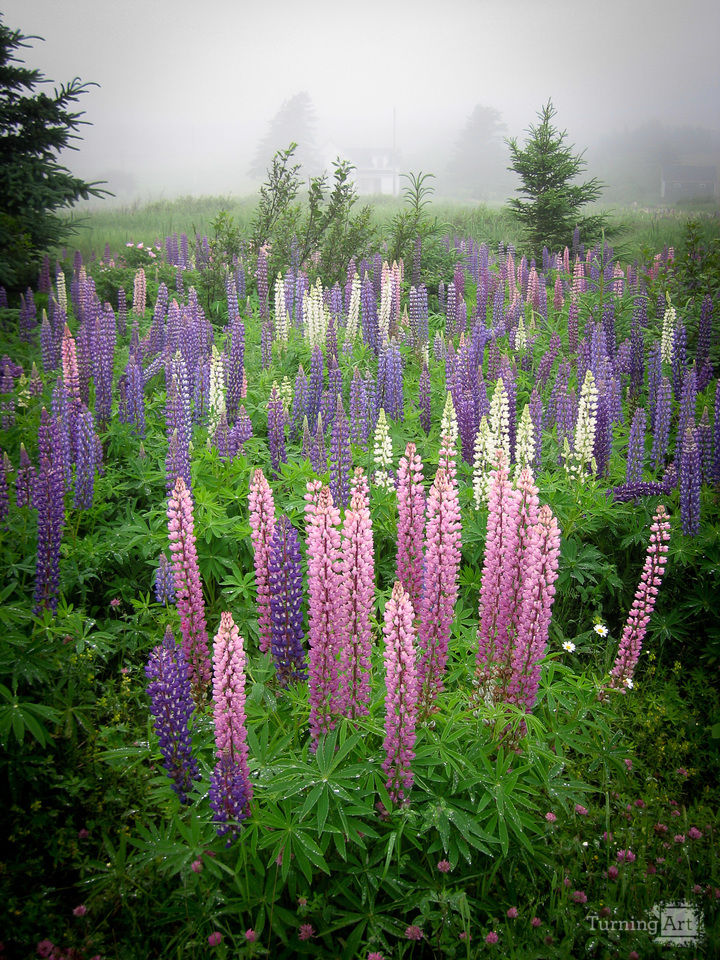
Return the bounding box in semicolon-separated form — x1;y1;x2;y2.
349;366;368;447
697;406;713;484
593;388;611;478
307;345;324;433
535;332;561;388
127;358;145;437
209;612;252;835
629;298;646;399
167;477;212;703
647;375;671;472
248;469;275;655
0;450;9;526
32;410;65;615
609;507;670;690
229;407;253;457
73;405;98;510
647;343;662;430
625;407;647;485
679;428;701;536
256;246;269;320
419;364;431;435
305;481;342;748
713;380;720;485
697;295;712;369
261;320;273;370
382;341;404;421
338;470;375;718
672;324;687;402
329;396;352;508
154;554;175;604
146;627;200;803
382;581;419;803
267;386;287;477
360;272;378;350
607;481;670;503
226;315;245;424
268;515;306;687
677;366;697;471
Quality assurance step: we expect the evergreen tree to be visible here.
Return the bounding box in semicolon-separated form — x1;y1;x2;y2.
444;104;508;200
506;100;607;257
0;17;107;291
249;92;321;180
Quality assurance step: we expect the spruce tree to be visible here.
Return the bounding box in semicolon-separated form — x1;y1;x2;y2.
506;100;607;258
0;17;106;291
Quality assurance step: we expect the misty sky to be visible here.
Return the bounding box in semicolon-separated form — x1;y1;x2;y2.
3;0;720;201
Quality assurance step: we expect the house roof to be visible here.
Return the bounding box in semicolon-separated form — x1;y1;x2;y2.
662;164;717;182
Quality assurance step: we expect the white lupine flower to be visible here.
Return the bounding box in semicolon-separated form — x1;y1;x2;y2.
304;278;326;349
372;408;394;489
56;271;67;313
565;370;598;478
441;391;458;443
514;403;535;472
661;292;676;364
274;274;288;343
208;345;226;434
472;415;493;508
515;313;527;350
489;378;511;461
378;266;392;344
280;375;293;417
345;272;361;341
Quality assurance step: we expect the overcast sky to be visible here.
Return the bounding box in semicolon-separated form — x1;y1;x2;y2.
3;0;720;202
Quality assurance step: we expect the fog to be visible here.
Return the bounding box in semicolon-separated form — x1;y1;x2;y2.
3;0;720;205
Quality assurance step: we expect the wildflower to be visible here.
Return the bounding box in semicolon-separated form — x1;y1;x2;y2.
507;907;518;918
655;823;668;834
677;767;689;777
693;884;703;895
563;640;576;652
634;798;645;808
77;829;89;840
624;758;633;770
572;891;587;904
405;926;423;941
688;827;703;840
368;954;384;960
594;623;608;636
191;859;203;873
531;917;542;928
245;930;257;942
575;804;588;816
298;924;314;941
72;905;87;917
485;931;499;944
545;812;557;823
110;597;121;608
207;932;222;946
674;834;685;844
608;865;619;880
623;677;634;689
629;952;640;960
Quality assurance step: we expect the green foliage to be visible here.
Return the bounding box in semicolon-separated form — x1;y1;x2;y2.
506;99;609;258
0;16;108;291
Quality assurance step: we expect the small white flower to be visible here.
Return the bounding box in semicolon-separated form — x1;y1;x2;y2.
623;677;634;689
562;641;576;653
594;623;608;637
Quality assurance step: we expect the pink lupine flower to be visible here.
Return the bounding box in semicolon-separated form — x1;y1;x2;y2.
167;476;211;702
248;469;275;654
338;469;374;719
305;481;342;747
395;443;425;613
61;325;81;401
382;582;419;803
208;612;252;833
417;459;461;712
610;506;670;690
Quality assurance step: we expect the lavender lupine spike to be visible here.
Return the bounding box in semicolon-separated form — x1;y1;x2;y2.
679;428;701;536
416;448;461;713
209;612;252;835
154;554;176;604
338;469;375;719
329;396;352;508
609;506;671;691
625;407;647;485
650;376;672;472
396;443;426;615
267;385;287;477
268;515;306;687
145;627;200;803
382;581;419;804
305;481;342;748
349;366;368;448
32;410;65;615
167;477;212;703
248;469;276;655
16;444;36;508
73;405;98;510
0;451;9;526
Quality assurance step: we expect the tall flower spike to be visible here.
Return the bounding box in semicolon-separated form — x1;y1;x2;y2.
167;477;211;703
338;469;375;718
209;612;252;835
268;515;306;687
609;506;671;691
396;444;426;614
305;481;342;748
248;469;275;654
145;627;200;803
382;581;419;803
